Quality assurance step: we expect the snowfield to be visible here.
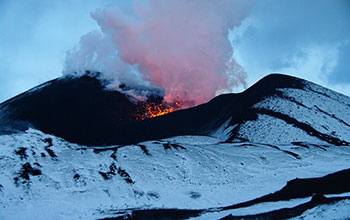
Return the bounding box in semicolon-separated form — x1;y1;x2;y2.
0;129;349;219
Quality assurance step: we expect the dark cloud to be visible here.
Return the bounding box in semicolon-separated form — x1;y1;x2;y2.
328;42;350;84
231;0;350;94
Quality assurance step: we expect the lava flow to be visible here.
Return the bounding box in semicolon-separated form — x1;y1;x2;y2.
133;99;183;120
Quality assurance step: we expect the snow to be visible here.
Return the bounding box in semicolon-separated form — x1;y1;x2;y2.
210;118;236;141
1;128;350;219
189;198;311;220
237;113;324;144
288;199;350;220
190;192;350;220
234;80;350;145
253;87;350;143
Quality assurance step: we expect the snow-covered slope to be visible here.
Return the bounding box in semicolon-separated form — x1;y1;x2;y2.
0;129;349;219
231;78;350;145
0;73;350;219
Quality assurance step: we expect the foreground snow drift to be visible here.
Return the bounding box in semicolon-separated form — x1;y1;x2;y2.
0;129;349;219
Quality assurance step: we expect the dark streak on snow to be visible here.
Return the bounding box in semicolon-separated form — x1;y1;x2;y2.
220;195;350;220
222;169;350;211
100;209;203;220
256;108;350;146
45;148;57;158
15;147;27;160
292;142;328;151
14;163;42;185
110;151;118;160
314;106;350;127
44;138;57;158
282;150;301;160
163;143;186;150
137;144;151;156
74;174;80;179
99;163;134;184
278;93;308;109
44;138;53;147
292;142;310;149
99;163;118;180
117;167;134;184
93;146;123;153
101;169;350;220
100;196;350;220
262;143;301;160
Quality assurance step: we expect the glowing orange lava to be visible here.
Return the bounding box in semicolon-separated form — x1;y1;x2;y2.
134;99;183;120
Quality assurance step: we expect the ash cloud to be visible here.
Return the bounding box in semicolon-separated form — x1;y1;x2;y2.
64;0;255;105
2;0;350;103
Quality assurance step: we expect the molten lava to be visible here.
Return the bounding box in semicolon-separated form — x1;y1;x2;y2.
134;99;183;120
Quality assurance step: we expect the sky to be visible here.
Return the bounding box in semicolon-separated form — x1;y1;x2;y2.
0;0;349;103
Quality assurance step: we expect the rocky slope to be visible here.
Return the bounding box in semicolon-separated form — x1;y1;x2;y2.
0;73;349;219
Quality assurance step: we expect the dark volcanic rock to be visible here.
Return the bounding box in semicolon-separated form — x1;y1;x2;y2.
0;74;139;145
0;73;349;146
102;169;350;220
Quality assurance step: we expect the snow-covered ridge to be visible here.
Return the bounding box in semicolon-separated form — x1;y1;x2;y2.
227;75;350;146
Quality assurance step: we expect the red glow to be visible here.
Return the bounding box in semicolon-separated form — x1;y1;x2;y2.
134;98;188;120
87;0;248;106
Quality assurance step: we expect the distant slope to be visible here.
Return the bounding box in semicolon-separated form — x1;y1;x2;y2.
224;74;350;145
0;73;349;146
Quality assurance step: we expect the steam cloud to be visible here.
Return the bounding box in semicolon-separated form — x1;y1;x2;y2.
65;0;255;105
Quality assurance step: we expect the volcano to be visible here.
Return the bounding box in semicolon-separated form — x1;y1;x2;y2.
0;73;350;220
1;73;349;146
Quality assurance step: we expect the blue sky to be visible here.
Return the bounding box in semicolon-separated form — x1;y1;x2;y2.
0;0;349;102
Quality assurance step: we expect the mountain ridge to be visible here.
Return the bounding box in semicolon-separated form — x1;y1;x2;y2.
1;73;350;219
0;73;349;146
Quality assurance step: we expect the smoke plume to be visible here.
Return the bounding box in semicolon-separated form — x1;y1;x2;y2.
65;0;255;105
